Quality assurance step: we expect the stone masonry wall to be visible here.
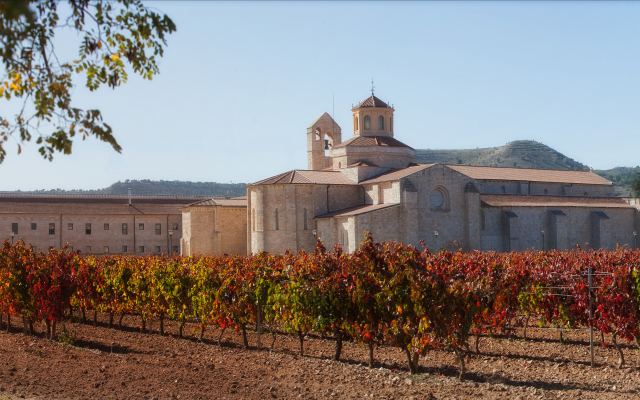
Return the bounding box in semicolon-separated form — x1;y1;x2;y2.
1;214;182;255
412;165;482;252
215;207;247;255
480;206;636;252
480;181;614;196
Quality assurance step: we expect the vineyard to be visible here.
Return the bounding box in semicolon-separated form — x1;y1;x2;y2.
1;236;640;382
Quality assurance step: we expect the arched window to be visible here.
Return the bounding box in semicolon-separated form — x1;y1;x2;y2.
364;115;371;130
315;128;321;141
501;186;506;194
303;208;308;230
252;209;256;232
275;208;279;231
430;186;450;211
378;115;384;130
430;189;444;209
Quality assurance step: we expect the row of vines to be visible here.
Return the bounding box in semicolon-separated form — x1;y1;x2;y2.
1;236;640;379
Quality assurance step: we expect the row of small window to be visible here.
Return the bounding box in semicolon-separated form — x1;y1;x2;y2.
10;222;179;235
83;245;180;254
355;115;392;131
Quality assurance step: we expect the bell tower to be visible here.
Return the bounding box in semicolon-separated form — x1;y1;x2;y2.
307;112;342;170
351;94;395;138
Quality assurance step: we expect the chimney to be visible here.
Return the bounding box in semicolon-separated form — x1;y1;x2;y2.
128;188;131;206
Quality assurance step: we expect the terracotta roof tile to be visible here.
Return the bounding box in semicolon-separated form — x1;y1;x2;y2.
0;193;213;200
353;95;391;109
0;196;204;215
250;170;357;186
448;165;612;186
358;164;436;185
315;203;399;219
333;136;413;149
480;194;633;208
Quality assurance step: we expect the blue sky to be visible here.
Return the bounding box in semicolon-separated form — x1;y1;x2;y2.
2;1;639;191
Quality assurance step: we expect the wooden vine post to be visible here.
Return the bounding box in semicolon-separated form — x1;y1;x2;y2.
588;266;594;368
256;298;261;351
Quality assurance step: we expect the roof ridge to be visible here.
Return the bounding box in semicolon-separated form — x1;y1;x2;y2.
0;193;219;199
447;164;596;174
482;193;626;200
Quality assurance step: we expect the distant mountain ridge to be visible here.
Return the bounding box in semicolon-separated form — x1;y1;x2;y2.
5;141;638;197
8;180;248;198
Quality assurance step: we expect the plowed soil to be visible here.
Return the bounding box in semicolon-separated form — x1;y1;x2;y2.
0;314;639;399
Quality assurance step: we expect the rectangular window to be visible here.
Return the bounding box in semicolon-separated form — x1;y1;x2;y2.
85;246;91;253
122;245;128;253
11;223;18;234
49;223;55;235
172;223;179;231
138;246;145;253
155;245;161;253
122;223;128;235
85;223;91;235
172;245;179;254
68;223;73;230
31;223;37;231
139;223;144;230
155;223;161;235
303;208;308;230
104;223;109;231
104;246;109;253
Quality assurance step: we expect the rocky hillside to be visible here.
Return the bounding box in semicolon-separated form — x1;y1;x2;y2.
415;140;638;196
415;140;589;171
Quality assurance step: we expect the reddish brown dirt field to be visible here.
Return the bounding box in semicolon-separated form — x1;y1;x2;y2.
0;314;639;400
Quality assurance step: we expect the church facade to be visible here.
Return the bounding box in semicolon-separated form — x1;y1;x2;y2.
246;94;640;254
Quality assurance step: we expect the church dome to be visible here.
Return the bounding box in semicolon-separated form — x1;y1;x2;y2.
353;94;393;110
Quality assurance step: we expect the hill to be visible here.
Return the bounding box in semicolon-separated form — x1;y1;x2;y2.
415;140;639;195
415;140;590;171
8;179;248;197
591;167;640;197
5;141;638;197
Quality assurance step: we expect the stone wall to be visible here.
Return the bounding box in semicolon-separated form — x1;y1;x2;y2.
480;181;614;196
182;208;214;256
328;185;362;213
480;206;637;252
339;165;390;183
215;207;247;255
330;146;414;171
248;183;360;254
413;165;482;252
353;206;401;247
1;214;182;255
